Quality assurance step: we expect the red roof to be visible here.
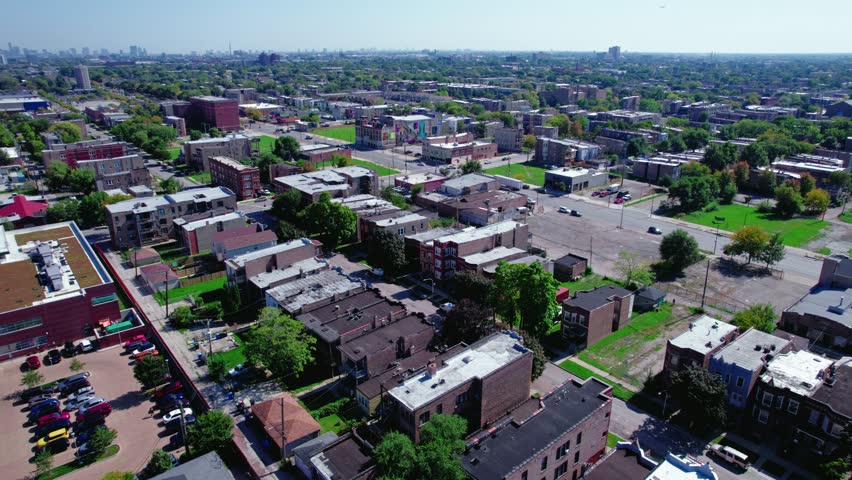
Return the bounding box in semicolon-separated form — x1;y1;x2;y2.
210;224;258;244
139;262;180;282
251;392;320;449
0;195;48;220
220;229;277;251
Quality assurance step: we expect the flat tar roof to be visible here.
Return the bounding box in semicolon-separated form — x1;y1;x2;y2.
669;315;737;355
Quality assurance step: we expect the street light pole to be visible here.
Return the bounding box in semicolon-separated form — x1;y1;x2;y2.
618;203;625;229
701;258;711;310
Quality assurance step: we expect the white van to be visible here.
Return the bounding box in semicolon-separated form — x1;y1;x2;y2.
707;443;750;470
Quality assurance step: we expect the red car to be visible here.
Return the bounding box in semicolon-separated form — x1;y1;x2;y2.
76;402;111;422
37;411;70;428
614;197;625;204
25;355;41;370
123;335;146;348
153;381;183;399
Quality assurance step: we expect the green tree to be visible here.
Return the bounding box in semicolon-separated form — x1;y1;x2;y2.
46;198;81;224
669;175;718;212
724;225;770;264
798;172;816;197
703;142;737;171
615;251;655;289
732;161;750;189
271;188;303;222
819;458;851;480
187;409;234;456
243;307;316;384
79;191;108;228
102;472;135;480
715;171;738;204
659;229;702;273
443;299;495;345
274;135;301;161
827;170;850;191
67;168;96;195
522;330;547;381
626;137;649;158
681;128;710;151
731;304;777;333
741;142;769;168
460;159;482;174
209;128;222;138
522;134;537;151
757;233;786;268
189;130;203;141
415;414;467;480
49;122;82;143
804;188;830;215
141;450;174;479
670;365;727;432
452;271;493;305
22;369;44;388
275;221;306;243
774;184;802;217
493;262;559;339
374;432;416;479
45;160;70;191
669;135;687;153
757;168;776;196
32;450;54;479
133;355;169;390
256;152;283;183
367;229;407;278
170;305;195;329
159;177;182;194
221;284;241;316
299;192;357;250
84;427;118;460
207;356;227;383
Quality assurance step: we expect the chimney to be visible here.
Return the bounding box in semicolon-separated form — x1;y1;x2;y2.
427;362;438;377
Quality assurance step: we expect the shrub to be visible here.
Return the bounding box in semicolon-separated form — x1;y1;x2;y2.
756;200;773;213
703;201;719;212
312;397;351;417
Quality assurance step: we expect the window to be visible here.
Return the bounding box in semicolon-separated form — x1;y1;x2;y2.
724;373;731;383
573;451;580;464
556;441;570;459
398;228;405;235
455;392;469;406
774;395;784;408
540;456;548;470
0;317;43;336
762;392;773;407
436;404;443;415
736;376;744;388
0;334;48;356
808;409;820;425
91;293;117;306
521;472;527;480
670;354;679;366
158;209;165;215
788;400;800;415
576;432;582;445
553;461;568;479
757;409;769;424
419;411;430;425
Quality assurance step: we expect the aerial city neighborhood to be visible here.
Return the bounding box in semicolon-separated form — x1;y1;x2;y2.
0;17;852;480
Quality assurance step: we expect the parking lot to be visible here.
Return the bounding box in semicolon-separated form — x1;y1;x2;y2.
0;346;174;480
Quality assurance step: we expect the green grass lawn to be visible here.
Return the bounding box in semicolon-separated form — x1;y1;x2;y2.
154;276;227;305
558;359;634;401
578;304;674;386
607;432;625;448
37;444;119;480
257;135;276;154
678;204;829;247
168;147;181;161
626;193;666;207
560;274;618;293
188;171;211;184
839;210;852;224
313;126;355;143
210;334;245;370
483;162;549;186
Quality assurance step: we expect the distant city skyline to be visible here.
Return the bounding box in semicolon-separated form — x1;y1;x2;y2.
2;0;851;55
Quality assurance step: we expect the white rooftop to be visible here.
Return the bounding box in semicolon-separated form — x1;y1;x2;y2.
374;213;427;228
249;257;328;290
760;350;834;397
390;114;432;122
165;186;234;204
648;453;718;480
210;156;254;171
396;173;447;185
546;167;604;179
668;315;737;355
461;246;526;266
388;331;528;411
435;220;522;245
185;134;249;145
179;212;243;232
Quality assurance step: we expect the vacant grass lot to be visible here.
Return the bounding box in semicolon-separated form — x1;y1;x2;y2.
678;204;829;247
840;210;852;224
154;276;227;305
210;333;245;370
558;359;634;401
560;274;618;293
313;126;355;143
483;162;549;186
257;135;276;154
189;171;211;184
578;304;674;387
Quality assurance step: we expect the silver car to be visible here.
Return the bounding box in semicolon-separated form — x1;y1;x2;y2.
76;397;106;415
64;393;95;411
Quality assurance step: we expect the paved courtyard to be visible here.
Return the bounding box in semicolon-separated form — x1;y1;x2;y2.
0;347;171;480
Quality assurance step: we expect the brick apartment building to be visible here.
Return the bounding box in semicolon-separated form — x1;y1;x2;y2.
461;377;613;480
632;157;686;182
104;186;238;249
272;167;379;203
211;225;277;262
208;156;261;200
225;238;322;286
0;222;123;361
177;211;247;255
535;137;602;166
265;270;366;316
663;315;738;379
422;141;498;167
751;351;850;462
386;331;533;443
426;220;530;280
561;285;634;350
41;139;129;167
522;112;553;134
355;120;395;149
182;135;253;171
494;127;523;153
188;96;240;131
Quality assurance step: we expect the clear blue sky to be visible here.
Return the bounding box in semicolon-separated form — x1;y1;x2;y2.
4;0;850;54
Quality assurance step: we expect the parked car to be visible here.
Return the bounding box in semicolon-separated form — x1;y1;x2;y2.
56;372;90;392
439;302;455;313
648;226;663;235
60;341;78;358
64;394;96;411
416;162;425;166
28;401;60;423
77;339;95;353
74;424;106;445
707;443;750;470
570;210;582;217
162;408;193;424
154;381;183;399
414;153;422;157
20;385;54;402
133;349;159;361
614;197;625;204
66;386;95;403
165;414;196;432
131;342;155;356
36;429;70;452
76;402;111;423
75;397;106;415
227;364;253;378
623;194;632;200
591;191;600;197
123;335;146;349
369;268;384;277
45;349;62;365
59;378;91;396
35;419;72;438
124;340;148;352
305;135;313;139
25;355;41;370
558;206;570;213
36;411;70;428
28;394;55;408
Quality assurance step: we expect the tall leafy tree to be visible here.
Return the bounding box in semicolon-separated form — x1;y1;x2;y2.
271;188;304;223
522;330;547;381
741;142;769;168
84;428;118;461
774;184;802;217
274;135;301;161
299;192;357;250
374;432;416;479
141;450;175;479
46;198;81;224
133;355;170;390
732;161;750;189
804;189;830;215
724;225;769;264
443;299;495;345
715;171;737;204
243;307;316;385
670;365;727;432
681;128;710;151
615;251;654;289
626;137;649;158
798;172;816;197
187;410;234;457
731;304;777;333
68;168;97;195
367;229;407;278
493;262;558;339
460;159;482;174
159;177;182;194
669;175;718;212
757;233;786;268
703;142;737;171
45;160;70;191
659;229;702;273
452;271;493;305
275;221;306;243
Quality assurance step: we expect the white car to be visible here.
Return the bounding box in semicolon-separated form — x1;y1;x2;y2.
558;206;571;214
132;345;156;357
66;386;95;403
77;339;94;353
370;268;384;277
439;302;455;313
77;397;106;415
162;408;193;424
64;393;96;411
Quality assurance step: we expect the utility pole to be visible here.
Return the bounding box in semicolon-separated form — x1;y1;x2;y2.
179;405;190;457
618;203;625;229
589;237;593;268
700;258;711;310
164;270;170;320
280;397;287;461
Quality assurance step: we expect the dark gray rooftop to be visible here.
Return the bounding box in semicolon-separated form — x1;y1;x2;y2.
150;451;234;480
338;314;433;362
296;290;405;344
787;287;852;329
461;378;611;479
565;284;632;311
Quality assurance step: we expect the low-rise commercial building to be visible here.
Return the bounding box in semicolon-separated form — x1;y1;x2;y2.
394;173;448;193
544;167;608;192
208;156;261;200
663;315;738;379
632;157;686;182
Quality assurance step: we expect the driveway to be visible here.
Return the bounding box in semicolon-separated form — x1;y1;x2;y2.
0;347;172;480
